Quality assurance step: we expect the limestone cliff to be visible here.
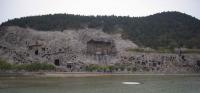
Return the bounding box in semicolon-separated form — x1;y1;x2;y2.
0;26;200;73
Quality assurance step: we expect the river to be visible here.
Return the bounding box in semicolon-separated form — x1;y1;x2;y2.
0;75;200;93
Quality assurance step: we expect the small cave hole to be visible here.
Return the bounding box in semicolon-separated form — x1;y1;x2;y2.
42;48;45;51
67;64;72;69
35;50;39;55
153;63;157;67
54;59;60;66
197;60;200;67
181;55;186;61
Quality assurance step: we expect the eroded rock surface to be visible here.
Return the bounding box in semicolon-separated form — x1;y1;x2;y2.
0;26;200;73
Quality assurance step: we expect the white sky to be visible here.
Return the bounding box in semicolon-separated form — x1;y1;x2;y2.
0;0;200;24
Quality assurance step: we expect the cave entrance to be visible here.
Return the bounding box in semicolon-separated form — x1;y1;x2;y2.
67;63;73;69
35;50;39;55
197;60;200;67
54;59;60;66
153;63;157;67
87;39;113;55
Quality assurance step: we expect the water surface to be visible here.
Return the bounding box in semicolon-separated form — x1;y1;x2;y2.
0;75;200;93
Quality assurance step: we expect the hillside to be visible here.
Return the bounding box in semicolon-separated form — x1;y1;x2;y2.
0;26;200;73
1;11;200;49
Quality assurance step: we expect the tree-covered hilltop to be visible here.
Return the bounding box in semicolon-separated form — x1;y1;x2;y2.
1;11;200;49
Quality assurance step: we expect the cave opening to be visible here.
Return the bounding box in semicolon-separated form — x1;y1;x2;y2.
54;59;60;66
197;60;200;67
67;63;72;69
35;50;39;55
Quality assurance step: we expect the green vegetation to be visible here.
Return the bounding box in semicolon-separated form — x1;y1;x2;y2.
127;48;200;54
126;48;154;53
0;59;55;71
85;64;117;72
126;47;175;53
85;64;137;72
14;63;55;71
181;49;200;54
1;11;200;49
0;59;12;71
126;48;146;52
155;47;175;53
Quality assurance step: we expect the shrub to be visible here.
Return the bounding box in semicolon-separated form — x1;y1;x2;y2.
0;59;12;71
126;48;145;52
41;63;55;70
156;47;175;53
126;48;155;53
108;65;115;72
13;64;27;70
25;63;55;71
85;64;99;72
2;61;55;71
132;67;137;72
85;64;116;72
127;67;131;71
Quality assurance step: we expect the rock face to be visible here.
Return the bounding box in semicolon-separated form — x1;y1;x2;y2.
0;26;200;73
116;52;200;73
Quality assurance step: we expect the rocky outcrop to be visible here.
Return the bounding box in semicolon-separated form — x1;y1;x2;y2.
0;26;200;73
116;52;200;73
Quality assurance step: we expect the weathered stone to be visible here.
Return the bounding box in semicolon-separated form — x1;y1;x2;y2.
0;26;200;73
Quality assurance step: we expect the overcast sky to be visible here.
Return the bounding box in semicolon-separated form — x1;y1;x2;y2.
0;0;200;24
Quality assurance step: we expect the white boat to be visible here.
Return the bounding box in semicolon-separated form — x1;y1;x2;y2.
122;82;141;85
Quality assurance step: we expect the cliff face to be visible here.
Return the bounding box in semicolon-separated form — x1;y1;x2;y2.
0;26;200;73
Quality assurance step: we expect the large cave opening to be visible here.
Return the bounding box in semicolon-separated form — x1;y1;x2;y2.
86;39;116;55
86;38;116;65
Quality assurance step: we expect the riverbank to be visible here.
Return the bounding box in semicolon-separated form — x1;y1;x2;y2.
1;72;200;77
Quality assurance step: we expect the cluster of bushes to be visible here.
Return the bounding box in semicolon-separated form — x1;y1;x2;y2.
13;63;55;71
155;47;175;53
0;59;55;71
114;63;138;72
85;64;115;72
181;49;200;54
0;59;12;71
126;48;155;53
0;59;141;72
85;64;137;72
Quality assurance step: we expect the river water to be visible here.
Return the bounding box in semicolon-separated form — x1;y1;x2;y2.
0;75;200;93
